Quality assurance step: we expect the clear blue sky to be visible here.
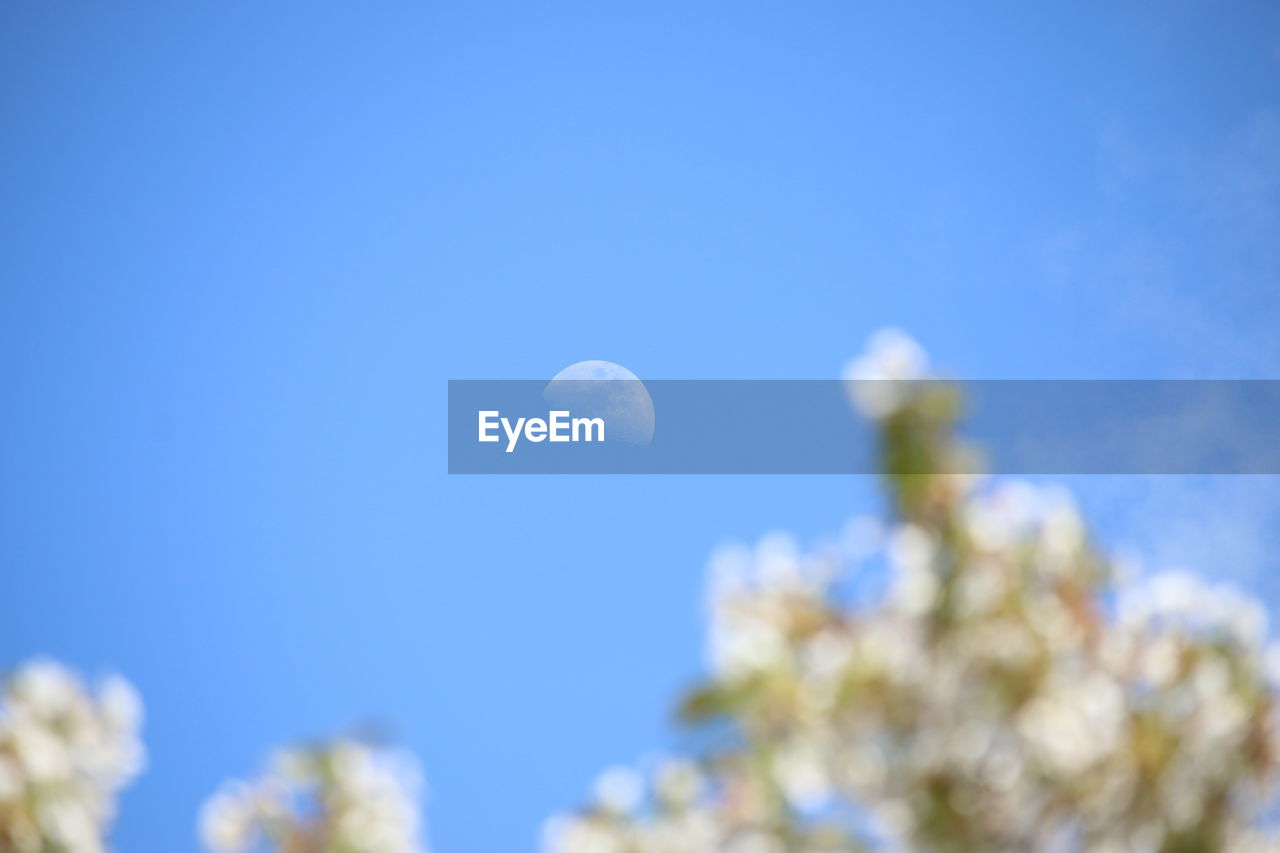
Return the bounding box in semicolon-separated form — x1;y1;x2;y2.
2;3;1278;851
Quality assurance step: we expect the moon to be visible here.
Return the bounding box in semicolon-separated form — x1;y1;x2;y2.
544;361;655;446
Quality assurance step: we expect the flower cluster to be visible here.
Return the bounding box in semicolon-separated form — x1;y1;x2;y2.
9;333;1280;853
840;327;930;420
546;332;1280;853
200;737;428;853
0;659;144;853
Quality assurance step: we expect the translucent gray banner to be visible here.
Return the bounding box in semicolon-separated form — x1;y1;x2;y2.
447;380;1280;474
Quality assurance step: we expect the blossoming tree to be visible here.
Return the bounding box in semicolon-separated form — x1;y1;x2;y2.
544;332;1280;853
4;333;1279;853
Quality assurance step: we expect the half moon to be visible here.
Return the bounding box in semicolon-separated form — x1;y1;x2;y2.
544;361;655;446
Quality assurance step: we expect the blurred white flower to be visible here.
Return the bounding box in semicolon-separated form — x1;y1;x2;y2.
0;659;144;853
772;737;830;813
200;783;258;853
199;737;427;853
653;760;702;808
841;328;928;418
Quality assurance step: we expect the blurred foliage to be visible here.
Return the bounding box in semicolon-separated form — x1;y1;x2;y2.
544;332;1280;853
200;738;426;853
5;332;1279;853
0;660;143;853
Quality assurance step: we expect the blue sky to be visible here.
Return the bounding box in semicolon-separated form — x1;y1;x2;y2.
2;2;1279;851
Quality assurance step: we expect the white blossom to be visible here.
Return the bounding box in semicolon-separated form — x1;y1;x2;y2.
0;659;144;853
199;737;427;853
841;328;929;419
549;334;1280;853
